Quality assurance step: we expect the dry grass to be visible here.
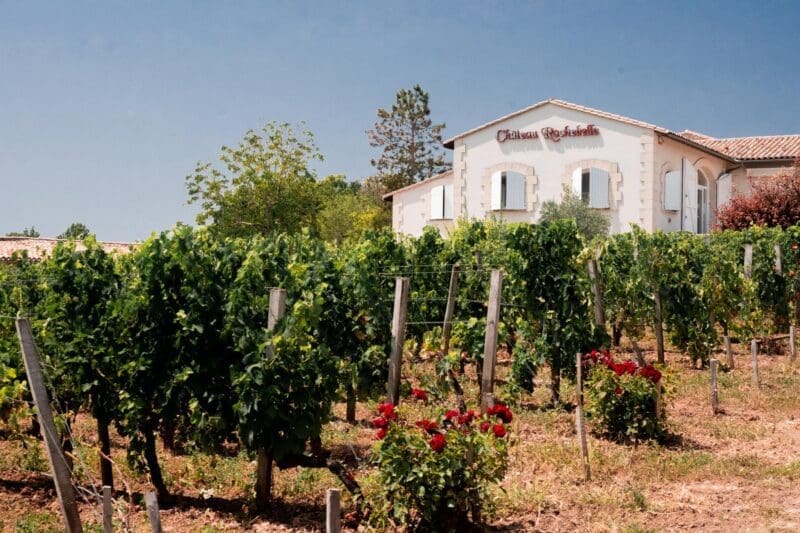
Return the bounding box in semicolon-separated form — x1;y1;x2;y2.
0;341;798;531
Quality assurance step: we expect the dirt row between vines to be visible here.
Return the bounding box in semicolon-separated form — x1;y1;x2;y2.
0;339;798;532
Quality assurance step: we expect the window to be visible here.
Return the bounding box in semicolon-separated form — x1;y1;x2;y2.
490;171;525;210
571;167;610;208
430;184;453;220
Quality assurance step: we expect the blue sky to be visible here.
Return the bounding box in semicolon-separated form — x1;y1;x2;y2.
1;1;798;241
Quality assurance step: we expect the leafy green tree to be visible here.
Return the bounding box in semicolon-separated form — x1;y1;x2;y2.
186;122;324;238
539;186;610;242
57;222;91;240
317;177;391;242
5;227;40;238
367;84;448;192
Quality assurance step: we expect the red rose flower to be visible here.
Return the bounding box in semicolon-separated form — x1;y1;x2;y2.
411;388;428;402
375;428;387;440
614;387;623;396
444;409;459;421
480;421;491;432
415;419;439;434
429;433;446;452
457;410;476;425
488;403;513;423
377;402;396;420
612;360;638;376
372;416;389;429
492;423;507;438
639;364;662;383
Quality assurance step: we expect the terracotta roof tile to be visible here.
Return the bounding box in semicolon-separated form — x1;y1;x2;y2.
0;237;135;262
686;134;800;161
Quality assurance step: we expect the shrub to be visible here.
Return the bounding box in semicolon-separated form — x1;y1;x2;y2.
583;350;664;441
539;185;610;241
365;400;511;530
716;160;800;230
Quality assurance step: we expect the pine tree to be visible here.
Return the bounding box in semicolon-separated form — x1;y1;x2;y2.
367;85;448;192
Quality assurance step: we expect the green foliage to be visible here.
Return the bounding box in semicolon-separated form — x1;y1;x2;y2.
186;122;324;238
367;84;448;192
57;222;91;240
38;237;122;424
539;186;610;242
585;363;664;442
336;229;408;394
366;404;510;530
5;227;40;237
509;319;545;393
225;231;345;459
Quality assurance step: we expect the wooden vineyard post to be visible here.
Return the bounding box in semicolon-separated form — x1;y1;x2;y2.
791;325;797;363
480;269;503;414
587;260;605;327
710;359;720;414
655;378;663;420
387;277;410;405
102;485;113;533
653;289;665;365
575;352;591;482
145;491;163;533
744;244;753;279
15;318;82;533
775;244;782;274
751;339;761;390
724;334;735;370
441;263;460;355
256;288;287;509
325;488;341;533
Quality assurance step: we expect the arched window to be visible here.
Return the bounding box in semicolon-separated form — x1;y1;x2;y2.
490;170;526;210
571;167;610;208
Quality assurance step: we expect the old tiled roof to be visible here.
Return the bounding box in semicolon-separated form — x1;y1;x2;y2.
684;134;800;161
0;237;135;262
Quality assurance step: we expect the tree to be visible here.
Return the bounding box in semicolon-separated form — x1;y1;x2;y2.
716;160;800;230
6;227;40;237
367;85;448;192
317;176;391;242
57;222;91;240
539;186;610;241
186;122;324;238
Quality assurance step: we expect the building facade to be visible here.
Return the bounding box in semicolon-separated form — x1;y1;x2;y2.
385;99;800;236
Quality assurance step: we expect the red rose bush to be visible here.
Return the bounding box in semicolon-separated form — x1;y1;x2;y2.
583;350;665;441
366;392;511;529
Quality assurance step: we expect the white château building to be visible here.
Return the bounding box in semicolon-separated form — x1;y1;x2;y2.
384;99;800;236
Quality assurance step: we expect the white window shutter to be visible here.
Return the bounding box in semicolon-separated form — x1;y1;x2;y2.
443;184;453;219
664;171;681;211
572;167;582;196
717;173;732;207
682;158;698;232
589;168;610;208
506;172;526;209
430;185;444;219
491;172;503;210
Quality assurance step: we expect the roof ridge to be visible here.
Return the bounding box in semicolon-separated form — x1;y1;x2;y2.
712;134;800;141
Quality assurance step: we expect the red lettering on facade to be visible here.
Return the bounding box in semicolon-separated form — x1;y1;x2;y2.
498;125;599;143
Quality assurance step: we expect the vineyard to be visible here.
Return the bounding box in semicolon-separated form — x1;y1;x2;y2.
0;221;799;531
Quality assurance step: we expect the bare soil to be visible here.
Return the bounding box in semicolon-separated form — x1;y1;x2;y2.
0;340;798;532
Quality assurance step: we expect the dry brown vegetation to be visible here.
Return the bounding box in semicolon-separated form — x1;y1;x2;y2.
1;338;798;532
